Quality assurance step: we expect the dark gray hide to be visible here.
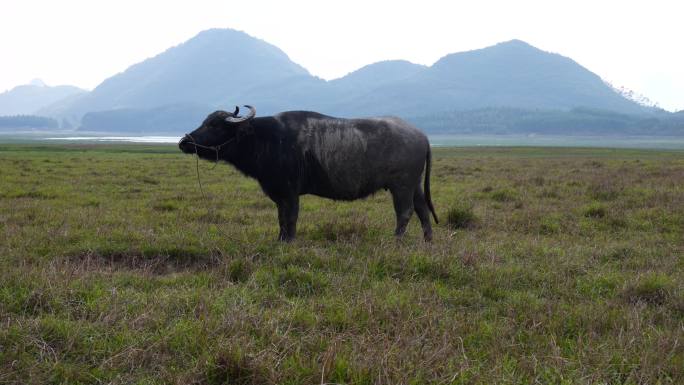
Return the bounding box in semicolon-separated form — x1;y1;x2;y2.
179;106;438;242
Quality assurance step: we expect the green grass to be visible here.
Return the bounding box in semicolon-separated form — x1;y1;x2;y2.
445;203;478;229
1;144;683;384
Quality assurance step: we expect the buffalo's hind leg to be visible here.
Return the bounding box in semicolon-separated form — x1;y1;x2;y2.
276;195;299;242
413;186;433;241
390;187;414;238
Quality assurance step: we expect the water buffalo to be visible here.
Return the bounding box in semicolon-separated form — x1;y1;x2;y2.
179;105;438;242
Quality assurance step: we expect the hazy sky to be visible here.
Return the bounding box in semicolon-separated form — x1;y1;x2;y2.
2;0;683;111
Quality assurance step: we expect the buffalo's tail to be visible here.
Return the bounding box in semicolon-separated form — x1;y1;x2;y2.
424;146;439;224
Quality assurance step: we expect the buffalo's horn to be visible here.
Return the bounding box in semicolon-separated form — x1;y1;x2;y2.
232;106;239;116
225;105;256;123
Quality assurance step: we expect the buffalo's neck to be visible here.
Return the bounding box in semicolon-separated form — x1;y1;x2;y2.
225;135;261;179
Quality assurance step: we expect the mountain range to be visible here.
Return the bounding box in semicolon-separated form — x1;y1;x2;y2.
2;28;682;135
0;80;85;116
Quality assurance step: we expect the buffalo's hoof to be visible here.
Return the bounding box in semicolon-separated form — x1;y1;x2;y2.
277;235;295;243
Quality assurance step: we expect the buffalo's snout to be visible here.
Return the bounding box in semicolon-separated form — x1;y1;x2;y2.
178;135;194;153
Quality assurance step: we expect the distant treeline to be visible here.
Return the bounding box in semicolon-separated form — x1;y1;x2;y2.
0;115;59;130
79;104;210;134
409;107;684;136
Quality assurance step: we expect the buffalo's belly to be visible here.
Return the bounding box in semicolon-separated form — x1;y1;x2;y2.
305;177;385;201
303;162;416;200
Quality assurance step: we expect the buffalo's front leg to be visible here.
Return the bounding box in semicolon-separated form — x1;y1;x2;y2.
276;195;299;242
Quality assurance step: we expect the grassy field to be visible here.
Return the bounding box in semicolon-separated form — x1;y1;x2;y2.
0;144;682;384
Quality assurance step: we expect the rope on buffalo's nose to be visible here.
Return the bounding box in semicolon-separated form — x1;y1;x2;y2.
194;143;208;199
186;134;209;200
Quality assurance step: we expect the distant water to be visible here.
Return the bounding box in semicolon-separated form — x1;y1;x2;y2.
44;136;181;143
37;134;684;149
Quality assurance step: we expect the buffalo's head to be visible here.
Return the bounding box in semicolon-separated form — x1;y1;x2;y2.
178;105;256;159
